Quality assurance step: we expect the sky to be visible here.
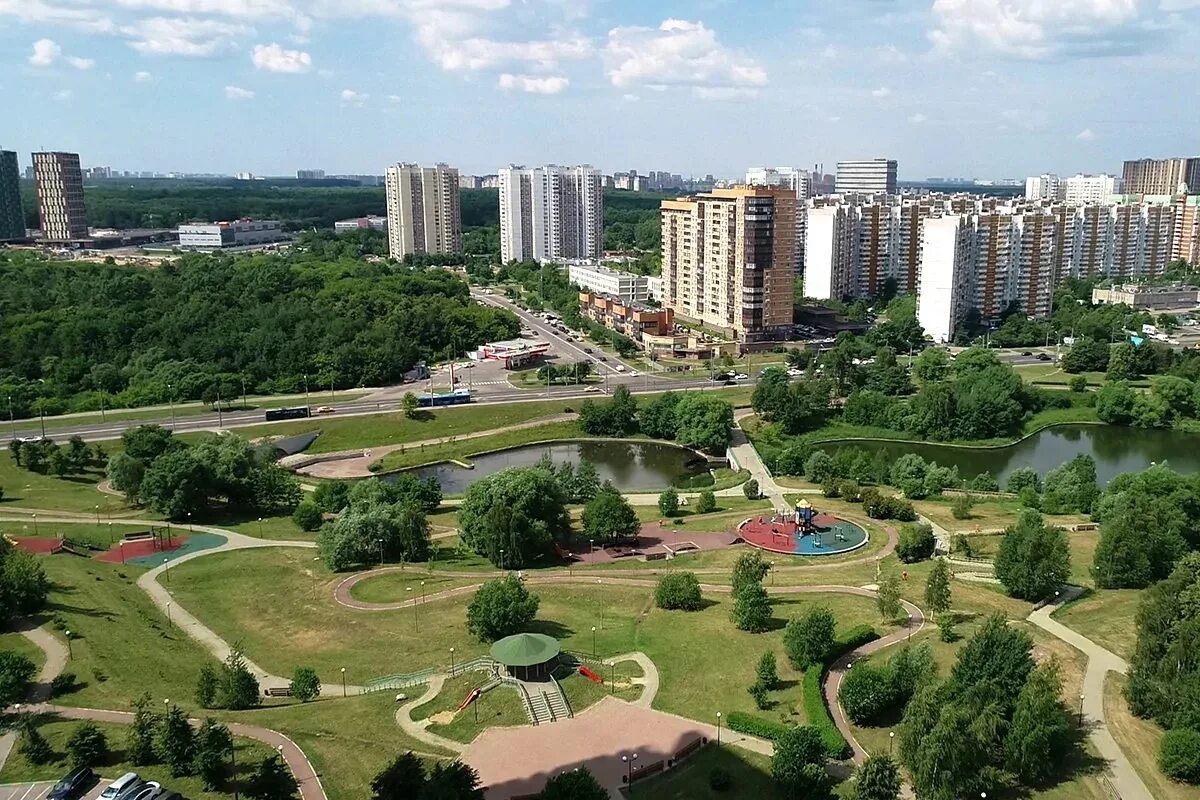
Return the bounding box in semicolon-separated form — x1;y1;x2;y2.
2;0;1199;180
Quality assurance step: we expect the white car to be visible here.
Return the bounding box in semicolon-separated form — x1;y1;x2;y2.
628;371;639;377
787;368;804;377
732;373;749;380
615;365;626;372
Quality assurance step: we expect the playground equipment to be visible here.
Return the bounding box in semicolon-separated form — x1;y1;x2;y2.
578;665;603;684
457;687;482;712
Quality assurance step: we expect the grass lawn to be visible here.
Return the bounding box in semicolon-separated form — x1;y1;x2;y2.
0;630;47;671
0;456;131;515
952;530;1099;587
412;673;528;744
195;510;312;542
915;496;1091;534
40;554;219;710
214;692;457;800
0;520;130;551
623;744;781;800
347;573;483;604
558;662;643;711
1053;589;1142;660
373;420;585;472
1105;673;1200;800
632;497;772;526
0;715;272;799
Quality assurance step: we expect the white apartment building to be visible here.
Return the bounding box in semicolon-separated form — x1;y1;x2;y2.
1025;174;1063;202
178;219;286;249
917;215;973;343
804;204;856;301
745;166;810;199
499;165;603;263
384;162;462;260
1063;174;1117;205
835;159;897;194
567;263;652;303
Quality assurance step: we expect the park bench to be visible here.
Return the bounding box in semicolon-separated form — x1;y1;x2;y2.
263;686;293;698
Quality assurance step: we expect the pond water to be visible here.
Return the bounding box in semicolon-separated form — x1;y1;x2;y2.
816;424;1200;485
396;439;714;495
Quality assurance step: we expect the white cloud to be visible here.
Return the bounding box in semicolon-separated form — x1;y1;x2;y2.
224;84;255;99
497;72;568;94
694;86;757;100
123;16;244;56
387;94;402;103
1076;127;1096;140
820;44;838;59
908;112;928;123
622;93;639;101
66;55;95;69
871;86;891;98
53;88;73;100
340;88;367;106
134;70;153;82
251;42;312;72
930;0;1158;59
114;0;296;18
28;38;61;66
0;0;115;32
604;19;767;92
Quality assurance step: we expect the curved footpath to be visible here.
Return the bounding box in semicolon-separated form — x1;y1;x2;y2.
1028;588;1152;800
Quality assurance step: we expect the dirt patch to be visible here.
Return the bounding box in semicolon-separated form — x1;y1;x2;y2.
429;711;456;725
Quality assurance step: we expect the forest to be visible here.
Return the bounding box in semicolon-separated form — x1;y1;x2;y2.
0;240;518;416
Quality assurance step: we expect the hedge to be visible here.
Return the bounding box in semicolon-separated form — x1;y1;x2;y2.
800;625;881;760
833;625;879;658
724;712;792;742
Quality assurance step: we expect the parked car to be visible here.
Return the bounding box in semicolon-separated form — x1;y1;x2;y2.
711;372;732;382
47;767;96;800
598;355;608;362
1036;353;1052;361
100;774;141;800
127;783;163;800
732;372;749;380
628;371;639;377
615;365;626;372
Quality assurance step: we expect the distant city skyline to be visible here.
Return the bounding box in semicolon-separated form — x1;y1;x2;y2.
2;1;1199;178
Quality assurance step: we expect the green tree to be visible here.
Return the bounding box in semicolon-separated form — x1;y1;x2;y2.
1040;454;1098;515
637;392;681;440
994;511;1071;601
218;649;260;710
127;694;161;766
539;767;607;800
371;752;426;800
1095;380;1136;425
422;761;485;799
731;551;770;595
1068;374;1088;392
193;718;233;791
66;722;109;769
581;489;639;543
312;479;350;513
0;651;36;706
924;560;952;617
783;606;836;669
1126;553;1200;729
291;499;323;532
290;666;321;702
731;583;772;633
895;523;935;563
696;489;716;513
1107;341;1136;380
950;493;974;519
771;726;829;799
654;572;702;611
912;347;950;384
840;663;896;725
457;467;570;568
244;754;299;800
18;723;54;765
1004;663;1072;784
852;755;901;800
157;703;196;776
674;394;735;453
402;392;420;419
876;574;902;621
742;478;759;500
757;651;780;691
466;575;540;642
1159;729;1200;784
1005;467;1041;494
805;451;835;483
657;487;679;517
107;452;146;503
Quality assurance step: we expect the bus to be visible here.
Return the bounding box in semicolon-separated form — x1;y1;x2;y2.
264;406;311;421
416;389;472;408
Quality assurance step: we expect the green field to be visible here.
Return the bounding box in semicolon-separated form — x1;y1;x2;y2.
0;455;132;515
347;573;482;604
1105;674;1200;800
0;715;272;798
0;630;47;672
1054;589;1142;660
412;673;528;743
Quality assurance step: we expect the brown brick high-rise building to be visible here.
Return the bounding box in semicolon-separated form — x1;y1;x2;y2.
1122;157;1200;196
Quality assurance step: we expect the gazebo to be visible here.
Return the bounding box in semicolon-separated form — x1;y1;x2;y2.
489;633;561;682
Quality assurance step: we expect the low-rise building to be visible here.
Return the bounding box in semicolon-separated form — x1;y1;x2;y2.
567;262;652;303
579;291;674;340
334;216;388;233
178;219;287;250
1092;284;1200;310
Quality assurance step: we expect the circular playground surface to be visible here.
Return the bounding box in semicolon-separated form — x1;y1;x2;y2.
738;511;870;557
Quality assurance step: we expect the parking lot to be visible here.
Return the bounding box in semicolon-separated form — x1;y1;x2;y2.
0;781;107;800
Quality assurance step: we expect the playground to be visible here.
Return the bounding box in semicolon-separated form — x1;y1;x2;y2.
738;499;870;556
558;522;741;565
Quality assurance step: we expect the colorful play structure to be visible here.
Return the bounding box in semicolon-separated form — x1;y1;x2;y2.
738;498;870;556
457;687;483;712
578;665;603;684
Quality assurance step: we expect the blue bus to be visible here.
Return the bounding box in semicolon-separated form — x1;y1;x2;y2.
416;389;472;408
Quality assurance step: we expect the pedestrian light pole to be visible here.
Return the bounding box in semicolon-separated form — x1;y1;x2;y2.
167;384;177;431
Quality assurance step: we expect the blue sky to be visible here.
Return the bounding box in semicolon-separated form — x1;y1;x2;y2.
2;0;1199;179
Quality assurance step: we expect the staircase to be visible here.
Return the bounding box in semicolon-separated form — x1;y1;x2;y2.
544;684;570;721
526;690;553;725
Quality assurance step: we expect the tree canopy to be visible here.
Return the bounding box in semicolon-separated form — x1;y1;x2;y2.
457;467;571;568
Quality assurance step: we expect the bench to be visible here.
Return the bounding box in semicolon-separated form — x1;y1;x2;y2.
263;686;293;698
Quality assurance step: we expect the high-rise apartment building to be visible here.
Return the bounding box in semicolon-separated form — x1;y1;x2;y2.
0;150;25;241
802;205;856;302
296;169;325;179
1025;174;1063;202
1012;211;1057;318
498;165;602;263
661;186;797;341
917;215;972;343
1122;157;1200;196
1063;174;1117;205
745;166;810;199
384;163;461;260
1173;195;1200;266
32;151;87;242
835;159;897;194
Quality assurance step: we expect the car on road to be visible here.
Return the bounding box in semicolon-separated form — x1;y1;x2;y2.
629;371;639;377
723;379;738;386
584;386;601;392
732;372;749;380
47;767;97;800
100;773;141;800
787;368;804;377
598;355;608;361
1036;353;1052;361
615;365;626;372
584;347;594;354
711;372;732;382
314;406;335;414
1021;351;1033;356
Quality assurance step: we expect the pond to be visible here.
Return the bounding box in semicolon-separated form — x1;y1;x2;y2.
815;424;1200;485
395;439;715;495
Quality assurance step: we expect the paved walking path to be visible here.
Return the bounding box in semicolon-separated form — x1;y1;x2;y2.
1027;587;1153;800
605;652;659;707
395;674;467;755
730;412;788;507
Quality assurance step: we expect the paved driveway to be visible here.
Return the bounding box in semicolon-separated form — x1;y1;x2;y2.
0;780;107;800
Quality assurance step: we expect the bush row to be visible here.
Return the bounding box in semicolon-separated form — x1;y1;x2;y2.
724;712;792;742
800;625;881;760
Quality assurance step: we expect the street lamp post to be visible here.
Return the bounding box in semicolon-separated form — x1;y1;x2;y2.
163;557;170;585
108;522;113;546
65;630;73;660
376;538;384;566
95;504;100;525
622;753;639;792
257;517;264;538
591;626;596;657
32;514;38;537
450;647;455;676
166;602;172;625
1079;693;1085;727
341;667;346;698
716;711;722;746
303;374;310;411
167;384;176;431
188;512;193;533
889;731;895;754
6;395;14;441
421;580;425;604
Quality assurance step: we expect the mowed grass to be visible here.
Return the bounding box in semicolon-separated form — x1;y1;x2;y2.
627;744;782;800
915;496;1091;534
347;573;483;604
214;692;458;800
40;554;218;709
956;530;1099;587
0;630;47;672
558;662;643;710
374;420;585;472
0;715;273;798
0;455;131;515
1105;673;1200;800
412;673;528;743
1053;589;1142;660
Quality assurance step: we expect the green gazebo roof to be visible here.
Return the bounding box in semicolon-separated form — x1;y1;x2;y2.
489;633;561;667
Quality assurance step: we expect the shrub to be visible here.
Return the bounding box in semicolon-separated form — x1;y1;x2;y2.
654;572;703;611
756;651;779;691
951;494;974;520
724;712;792;742
864;493;917;521
731;583;772;633
658;487;680;517
896;523;936;562
466;575;540;642
783;607;836;669
50;672;78;697
66;722;109;769
291;500;323;532
839;663;896;725
938;615;958;642
19;725;54;765
1159;728;1200;784
802;667;851;759
748;681;769;709
708;767;731;791
743;478;759;500
1068;374;1088;393
696;490;716;513
290;666;321;702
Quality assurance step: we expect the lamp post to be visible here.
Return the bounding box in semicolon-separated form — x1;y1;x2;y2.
622;753;638;791
889;731;895;754
376;538;384;566
1079;693;1085;727
716;711;722;747
6;395;14;441
257;517;264;538
499;549;505;571
450;647;455;676
408;587;417;631
187;512;193;533
771;560;776;586
167;384;176;431
166;601;172;625
95;504;100;525
65;630;73;660
303;374;310;411
340;667;346;698
119;540;125;564
421;580;426;604
32;514;38;536
591;626;597;657
163;557;170;585
107;522;113;546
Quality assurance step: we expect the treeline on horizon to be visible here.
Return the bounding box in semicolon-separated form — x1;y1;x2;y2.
0;233;519;417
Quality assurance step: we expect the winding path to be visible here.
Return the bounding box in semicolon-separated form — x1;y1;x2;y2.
1027;588;1152;800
